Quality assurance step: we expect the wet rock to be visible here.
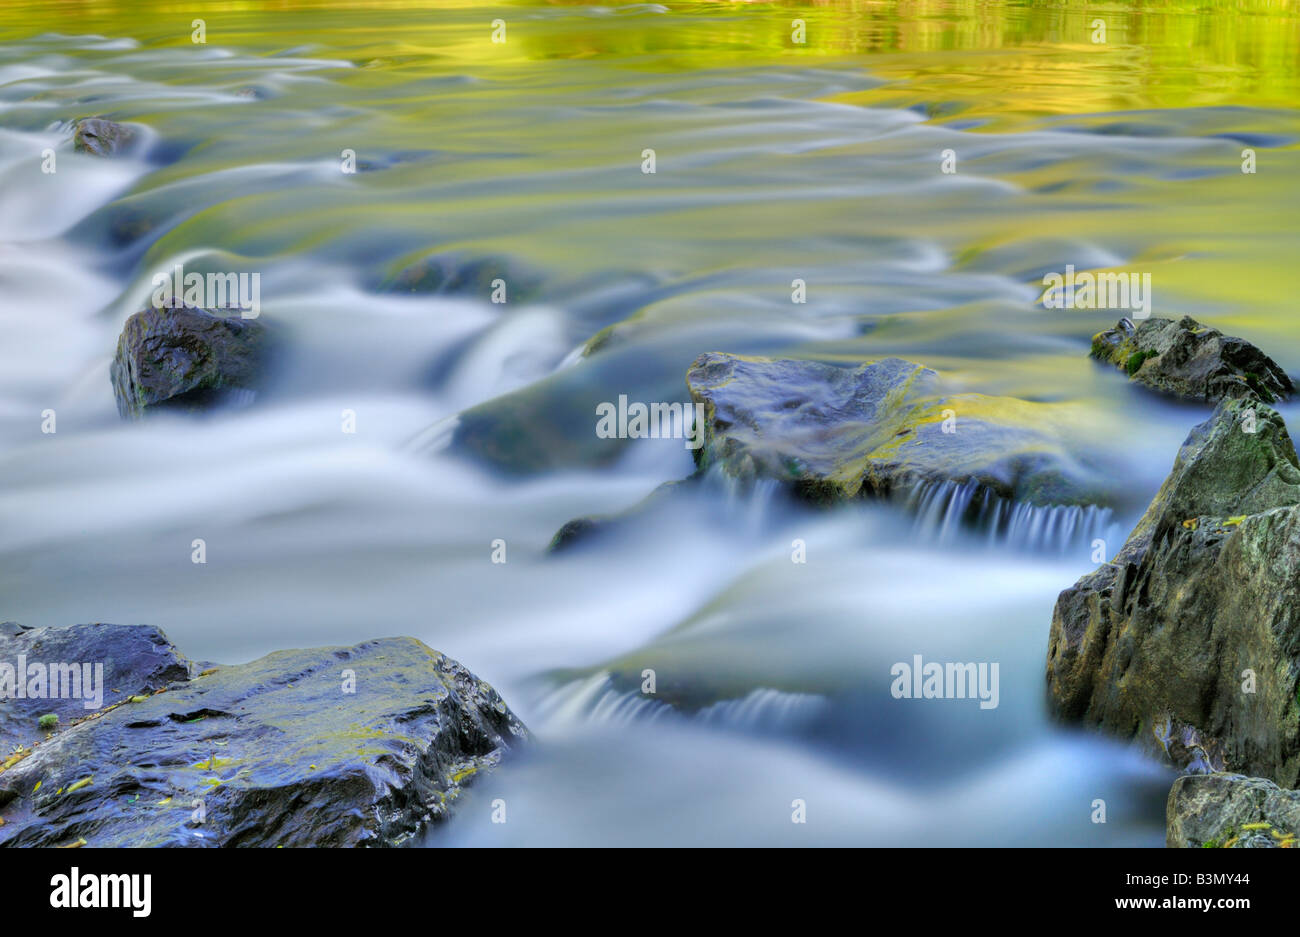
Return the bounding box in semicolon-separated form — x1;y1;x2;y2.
547;479;697;553
0;623;191;753
72;117;136;157
0;625;528;847
110;305;270;419
1090;315;1292;404
1167;774;1300;848
448;337;695;474
687;352;1115;507
1047;397;1300;785
548;517;606;553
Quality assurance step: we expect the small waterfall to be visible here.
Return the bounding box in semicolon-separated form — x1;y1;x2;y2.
901;477;1114;554
701;464;785;535
695;688;830;733
535;673;828;735
533;673;676;728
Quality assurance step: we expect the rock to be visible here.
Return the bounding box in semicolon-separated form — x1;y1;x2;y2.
0;623;191;753
110;305;270;419
72;117;136;157
687;352;1115;507
1167;774;1300;848
547;479;698;553
1047;396;1300;785
448;339;694;475
0;625;528;847
380;251;542;302
548;517;606;553
1090;315;1292;404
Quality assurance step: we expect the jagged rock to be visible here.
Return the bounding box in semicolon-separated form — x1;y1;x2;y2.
1090;315;1292;404
0;625;527;847
1167;774;1300;848
110;305;270;419
1047;397;1300;785
72;117;136;157
686;352;1115;507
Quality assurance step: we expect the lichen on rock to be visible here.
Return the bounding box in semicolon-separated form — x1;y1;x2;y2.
1090;315;1292;404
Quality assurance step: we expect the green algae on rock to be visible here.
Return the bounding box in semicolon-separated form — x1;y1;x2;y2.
0;626;527;847
1167;774;1300;848
1090;316;1292;404
686;351;1116;508
1047;397;1300;786
110;305;271;419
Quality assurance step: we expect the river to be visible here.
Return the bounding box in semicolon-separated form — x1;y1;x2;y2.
1;0;1297;846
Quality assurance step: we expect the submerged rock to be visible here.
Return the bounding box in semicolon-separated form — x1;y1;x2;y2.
1090;315;1292;404
687;352;1114;507
1167;774;1300;848
110;305;270;419
448;338;694;474
0;625;528;847
1047;397;1300;785
547;479;698;553
380;251;542;302
72;117;137;157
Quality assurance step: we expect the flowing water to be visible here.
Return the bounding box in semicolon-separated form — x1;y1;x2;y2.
1;0;1298;846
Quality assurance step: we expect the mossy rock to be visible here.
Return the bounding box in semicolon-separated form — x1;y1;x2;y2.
1090;316;1292;404
1168;774;1300;848
0;627;527;847
110;305;274;420
686;352;1117;508
1048;398;1300;785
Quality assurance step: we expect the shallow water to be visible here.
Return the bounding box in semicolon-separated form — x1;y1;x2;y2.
1;0;1297;846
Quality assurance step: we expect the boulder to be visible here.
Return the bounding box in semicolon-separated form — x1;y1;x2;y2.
0;623;190;752
1047;397;1300;785
110;305;270;419
1167;774;1300;848
72;117;137;157
0;625;527;847
1090;315;1292;404
687;352;1115;507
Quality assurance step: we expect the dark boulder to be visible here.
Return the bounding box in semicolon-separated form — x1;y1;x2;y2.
1167;774;1300;848
110;305;270;419
1047;397;1300;785
1090;315;1292;404
0;625;527;847
0;623;191;754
